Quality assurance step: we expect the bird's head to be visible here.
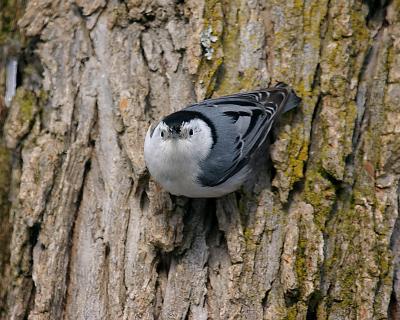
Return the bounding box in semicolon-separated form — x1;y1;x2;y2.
144;110;216;168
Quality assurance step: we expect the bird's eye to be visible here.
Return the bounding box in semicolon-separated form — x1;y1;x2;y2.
161;131;164;138
189;129;194;136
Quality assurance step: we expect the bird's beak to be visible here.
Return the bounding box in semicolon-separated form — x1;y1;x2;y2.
170;127;181;139
170;131;180;139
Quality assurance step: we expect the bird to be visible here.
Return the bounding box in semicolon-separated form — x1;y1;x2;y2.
144;83;301;198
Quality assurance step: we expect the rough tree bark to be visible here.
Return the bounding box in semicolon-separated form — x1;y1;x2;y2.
1;0;400;319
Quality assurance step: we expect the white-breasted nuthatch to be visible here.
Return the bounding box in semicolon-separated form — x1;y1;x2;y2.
144;83;301;198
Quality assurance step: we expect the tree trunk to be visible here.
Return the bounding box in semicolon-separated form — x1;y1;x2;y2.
1;0;400;319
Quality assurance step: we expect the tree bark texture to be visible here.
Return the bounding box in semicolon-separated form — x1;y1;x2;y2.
1;0;400;319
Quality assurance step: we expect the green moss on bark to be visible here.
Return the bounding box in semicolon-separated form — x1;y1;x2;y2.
304;169;336;230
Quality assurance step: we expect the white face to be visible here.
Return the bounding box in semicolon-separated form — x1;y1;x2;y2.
148;119;213;157
144;117;214;183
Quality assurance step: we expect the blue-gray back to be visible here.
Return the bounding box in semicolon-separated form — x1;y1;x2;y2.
185;83;301;187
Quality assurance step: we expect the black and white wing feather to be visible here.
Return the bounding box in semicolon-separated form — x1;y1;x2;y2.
194;83;300;187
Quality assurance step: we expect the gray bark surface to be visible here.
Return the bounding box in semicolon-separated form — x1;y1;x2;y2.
1;0;400;319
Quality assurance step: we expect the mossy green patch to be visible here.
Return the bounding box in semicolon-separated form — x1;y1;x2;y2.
284;305;298;320
197;57;224;98
212;0;241;95
196;0;225;97
288;126;309;182
14;87;37;124
304;168;336;230
295;235;307;287
243;227;254;248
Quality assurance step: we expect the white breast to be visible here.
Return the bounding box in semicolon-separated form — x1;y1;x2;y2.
150;140;201;196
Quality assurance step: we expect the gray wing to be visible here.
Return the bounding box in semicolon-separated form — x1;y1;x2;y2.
196;84;299;187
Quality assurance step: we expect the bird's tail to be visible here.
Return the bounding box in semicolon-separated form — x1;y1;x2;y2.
275;82;302;113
